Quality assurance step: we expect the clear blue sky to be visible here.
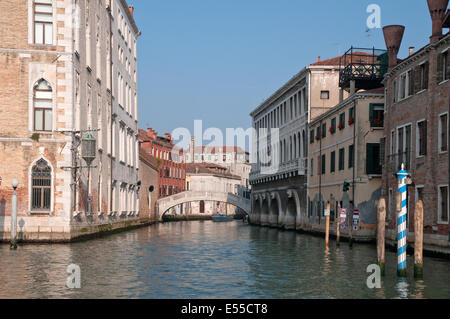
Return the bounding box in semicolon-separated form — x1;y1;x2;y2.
131;0;434;137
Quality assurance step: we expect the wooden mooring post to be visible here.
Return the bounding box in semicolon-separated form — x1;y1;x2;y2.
377;198;386;276
414;200;424;278
325;202;330;248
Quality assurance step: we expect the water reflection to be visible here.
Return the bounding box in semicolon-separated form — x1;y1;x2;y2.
0;221;449;299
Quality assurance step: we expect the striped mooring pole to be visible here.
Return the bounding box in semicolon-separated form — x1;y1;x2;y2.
397;164;408;277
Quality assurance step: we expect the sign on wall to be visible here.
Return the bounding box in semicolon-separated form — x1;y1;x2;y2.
353;209;360;231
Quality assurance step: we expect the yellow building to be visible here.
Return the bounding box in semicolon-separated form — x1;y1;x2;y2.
307;88;385;241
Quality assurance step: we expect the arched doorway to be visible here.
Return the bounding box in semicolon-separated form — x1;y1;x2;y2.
200;200;205;214
269;196;279;227
285;197;297;230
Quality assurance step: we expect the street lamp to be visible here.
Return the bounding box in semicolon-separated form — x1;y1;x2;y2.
82;130;96;215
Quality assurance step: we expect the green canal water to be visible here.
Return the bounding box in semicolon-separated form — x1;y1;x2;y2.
0;221;449;299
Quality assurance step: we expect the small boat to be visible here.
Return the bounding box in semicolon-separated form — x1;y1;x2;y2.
212;214;234;222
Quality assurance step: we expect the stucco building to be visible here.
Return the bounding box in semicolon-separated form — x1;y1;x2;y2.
138;147;159;221
249;55;348;229
381;1;450;250
308;88;385;240
0;0;141;241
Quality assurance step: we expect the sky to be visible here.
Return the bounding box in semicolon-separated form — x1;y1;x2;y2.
131;0;436;141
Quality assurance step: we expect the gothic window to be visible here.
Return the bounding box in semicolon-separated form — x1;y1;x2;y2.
31;159;52;211
33;79;53;132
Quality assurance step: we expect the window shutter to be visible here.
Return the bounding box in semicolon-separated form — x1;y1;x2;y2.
445;50;450;80
369;104;374;126
437;53;444;83
380;137;386;166
409;69;415;95
366;143;381;175
414;66;421;92
424;62;429;89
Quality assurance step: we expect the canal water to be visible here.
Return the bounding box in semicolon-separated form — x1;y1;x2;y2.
0;221;449;299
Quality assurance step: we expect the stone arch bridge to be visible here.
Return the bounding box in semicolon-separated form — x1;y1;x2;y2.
156;191;251;221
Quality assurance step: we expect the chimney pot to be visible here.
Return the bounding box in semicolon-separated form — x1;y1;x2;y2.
409;47;415;56
382;25;405;70
129;6;134;17
427;0;449;43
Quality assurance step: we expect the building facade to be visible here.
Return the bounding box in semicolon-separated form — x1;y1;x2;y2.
382;1;450;249
249;55;347;229
185;139;252;196
308;89;385;240
138;147;159;221
139;128;186;199
0;0;140;241
185;162;243;216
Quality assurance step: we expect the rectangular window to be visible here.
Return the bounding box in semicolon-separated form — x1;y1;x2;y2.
330;151;336;173
438;186;449;224
349;107;355;124
310;159;314;176
310;130;315;144
322;123;326;138
317;156;321;175
321;154;326;175
399;73;407;100
370;104;385;128
34;0;53;45
439;113;448;153
320;90;330;100
348;144;354;169
419;62;429;91
393;80;397;103
339;113;346;130
438;51;449;83
331;118;336;133
417;120;427;156
339;148;345;171
366;143;381;175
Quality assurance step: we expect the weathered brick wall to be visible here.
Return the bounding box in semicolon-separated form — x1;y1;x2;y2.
383;37;450;239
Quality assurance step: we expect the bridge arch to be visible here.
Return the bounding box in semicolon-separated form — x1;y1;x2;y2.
156;191;251;221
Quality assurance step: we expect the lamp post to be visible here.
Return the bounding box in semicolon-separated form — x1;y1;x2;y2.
10;179;19;250
82;130;96;215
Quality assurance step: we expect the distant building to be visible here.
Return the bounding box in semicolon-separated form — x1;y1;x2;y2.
381;1;450;249
185;162;243;215
308;88;385;239
139;148;160;221
139;128;186;199
185;138;251;190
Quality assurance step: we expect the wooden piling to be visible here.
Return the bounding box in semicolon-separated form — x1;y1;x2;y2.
336;204;341;246
325;202;330;248
414;200;424;278
377;198;386;276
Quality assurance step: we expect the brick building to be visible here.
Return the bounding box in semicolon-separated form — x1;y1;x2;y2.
139;128;186;199
0;0;141;241
381;0;450;249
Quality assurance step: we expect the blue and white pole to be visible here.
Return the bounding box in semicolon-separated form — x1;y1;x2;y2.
397;164;408;277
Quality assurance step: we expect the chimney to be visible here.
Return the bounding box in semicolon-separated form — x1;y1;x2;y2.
129;6;134;17
164;133;172;143
382;25;405;70
409;47;415;56
427;0;449;43
318;56;321;62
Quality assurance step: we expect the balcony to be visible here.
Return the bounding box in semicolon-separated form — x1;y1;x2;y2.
249;159;307;183
339;47;388;92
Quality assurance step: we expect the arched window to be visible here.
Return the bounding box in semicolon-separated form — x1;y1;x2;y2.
33;79;53;132
31;159;52;211
33;0;53;45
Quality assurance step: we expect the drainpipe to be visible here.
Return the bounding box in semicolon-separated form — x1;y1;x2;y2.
319;119;322;225
350;98;357;246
